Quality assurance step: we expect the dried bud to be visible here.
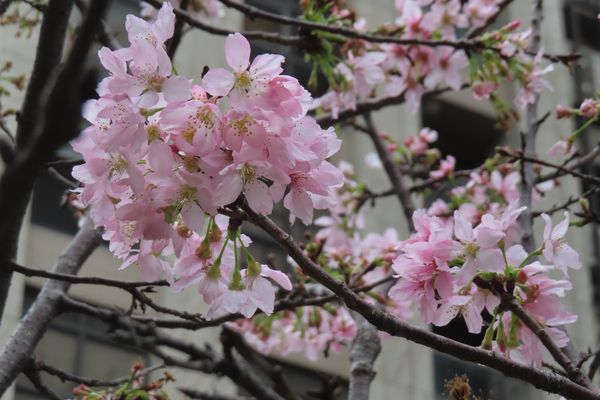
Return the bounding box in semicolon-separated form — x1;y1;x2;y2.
195;240;212;260
555;104;574;119
72;384;90;395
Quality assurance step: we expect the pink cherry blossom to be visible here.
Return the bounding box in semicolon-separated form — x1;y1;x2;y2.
541;212;582;274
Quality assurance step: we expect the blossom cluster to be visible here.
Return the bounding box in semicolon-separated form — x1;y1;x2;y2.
72;3;343;318
229;163;412;360
311;0;553;118
390;203;580;366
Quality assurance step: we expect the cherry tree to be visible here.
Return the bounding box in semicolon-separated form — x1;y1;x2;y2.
0;0;599;399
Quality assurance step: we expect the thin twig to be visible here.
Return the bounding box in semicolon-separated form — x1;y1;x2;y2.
363;113;415;231
35;359;166;387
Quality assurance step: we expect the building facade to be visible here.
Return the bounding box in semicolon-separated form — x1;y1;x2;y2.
1;1;599;399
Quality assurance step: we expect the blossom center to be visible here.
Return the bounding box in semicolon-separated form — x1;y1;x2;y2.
229;115;254;137
179;185;198;201
465;242;479;258
241;164;257;184
108;155;128;177
234;70;252;92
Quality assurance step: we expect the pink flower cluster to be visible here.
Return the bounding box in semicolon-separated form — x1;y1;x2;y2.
231;307;357;361
312;0;553;117
390;203;581;366
229;163;411;360
72;3;344;318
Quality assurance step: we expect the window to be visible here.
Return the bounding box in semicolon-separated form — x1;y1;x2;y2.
421;96;505;170
564;0;600;51
16;287;149;399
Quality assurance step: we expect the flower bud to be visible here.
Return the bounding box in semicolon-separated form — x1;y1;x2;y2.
580;98;599;119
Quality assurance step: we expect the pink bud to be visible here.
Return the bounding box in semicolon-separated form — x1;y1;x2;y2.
580;98;599;118
505;20;521;31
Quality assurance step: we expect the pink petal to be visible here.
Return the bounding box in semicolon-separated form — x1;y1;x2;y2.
226;32;250;71
261;266;292;291
163;75;192;102
202;68;235;96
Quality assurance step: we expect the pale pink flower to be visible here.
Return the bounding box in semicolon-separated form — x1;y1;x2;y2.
202;32;284;110
424;47;468;91
541;212;582;274
430;155;456;179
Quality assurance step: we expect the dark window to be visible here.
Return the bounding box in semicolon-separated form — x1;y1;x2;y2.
564;1;600;51
421;97;506;170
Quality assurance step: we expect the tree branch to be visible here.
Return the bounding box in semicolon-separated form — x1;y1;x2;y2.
0;0;107;324
0;217;101;396
23;362;64;400
143;0;301;46
0;0;75;325
348;312;381;400
33;359;165;387
316;86;455;127
363;113;415;231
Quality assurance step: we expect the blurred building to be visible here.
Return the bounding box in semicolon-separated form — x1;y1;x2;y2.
1;1;599;399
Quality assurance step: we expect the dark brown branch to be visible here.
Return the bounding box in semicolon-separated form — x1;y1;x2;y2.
47;166;78;189
8;261;168;289
215;0;571;65
532;187;600;217
499;147;600;185
180;388;248;400
110;328;286;400
221;327;300;400
316;86;454;127
589;353;600;380
34;359;165;387
143;0;301;46
23;363;64;400
74;0;122;50
61;274;395;331
537;141;600;183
